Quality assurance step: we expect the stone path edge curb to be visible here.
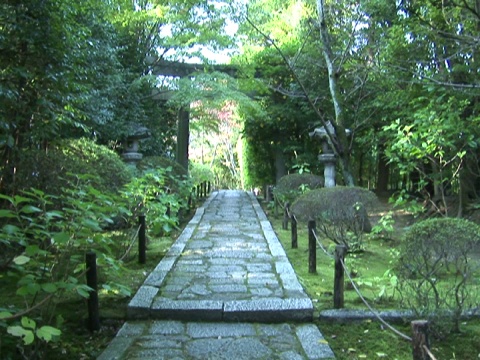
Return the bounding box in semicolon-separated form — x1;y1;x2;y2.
320;308;480;324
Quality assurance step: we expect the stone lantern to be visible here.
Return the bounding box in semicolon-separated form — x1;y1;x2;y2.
122;125;151;167
310;122;350;188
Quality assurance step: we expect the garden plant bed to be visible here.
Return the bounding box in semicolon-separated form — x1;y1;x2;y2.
264;198;480;360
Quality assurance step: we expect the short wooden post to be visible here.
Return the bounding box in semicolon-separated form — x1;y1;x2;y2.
85;252;100;332
411;320;430;360
291;215;298;249
138;214;146;264
282;202;290;230
187;194;192;214
207;181;211;194
308;219;316;273
266;185;273;202
334;245;347;309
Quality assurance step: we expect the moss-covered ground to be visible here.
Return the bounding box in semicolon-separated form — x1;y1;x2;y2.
265;204;480;360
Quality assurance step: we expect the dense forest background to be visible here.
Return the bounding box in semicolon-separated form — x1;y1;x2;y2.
2;0;480;209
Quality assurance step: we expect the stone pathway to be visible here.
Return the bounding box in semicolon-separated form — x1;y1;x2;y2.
98;190;335;359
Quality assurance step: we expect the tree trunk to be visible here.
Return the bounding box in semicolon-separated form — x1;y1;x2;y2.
316;0;355;186
376;143;390;195
274;146;287;184
176;108;190;172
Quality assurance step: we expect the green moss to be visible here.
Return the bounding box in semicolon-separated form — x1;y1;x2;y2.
265;203;480;359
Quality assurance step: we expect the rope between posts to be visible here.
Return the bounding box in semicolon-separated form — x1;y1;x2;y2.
424;345;437;360
284;203;293;220
119;224;142;262
285;203;334;259
312;228;335;259
339;257;413;342
305;214;412;341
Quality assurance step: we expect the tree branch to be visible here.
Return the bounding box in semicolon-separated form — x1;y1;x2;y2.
244;13;333;140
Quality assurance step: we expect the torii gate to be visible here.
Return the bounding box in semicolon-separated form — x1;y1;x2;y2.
150;59;238;171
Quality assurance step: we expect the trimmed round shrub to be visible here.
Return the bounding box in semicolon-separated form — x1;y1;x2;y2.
291;186;379;251
396;218;480;335
14;138;133;196
273;173;324;206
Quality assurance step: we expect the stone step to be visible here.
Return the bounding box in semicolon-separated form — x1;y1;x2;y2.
129;294;313;322
98;320;336;360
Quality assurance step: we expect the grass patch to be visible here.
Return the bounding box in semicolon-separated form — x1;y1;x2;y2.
264;202;480;359
268;214;400;312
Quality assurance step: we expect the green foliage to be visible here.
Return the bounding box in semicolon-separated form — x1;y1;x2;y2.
291;187;379;251
370;211;396;240
5;317;61;346
241;132;276;188
122;167;191;236
0;185;131;357
240;137;256;189
137;156;188;191
383;91;479;205
189;162;215;187
273;173;324;206
389;189;426;217
12;138;133;197
0;0;197;194
0;157;194;357
396;218;480;335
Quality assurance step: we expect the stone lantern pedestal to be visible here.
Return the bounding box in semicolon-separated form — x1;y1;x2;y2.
318;153;336;187
310;122;350;188
122;125;151;167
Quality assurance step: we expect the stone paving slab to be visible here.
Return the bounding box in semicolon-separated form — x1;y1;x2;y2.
127;190;313;322
97;320;335;360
